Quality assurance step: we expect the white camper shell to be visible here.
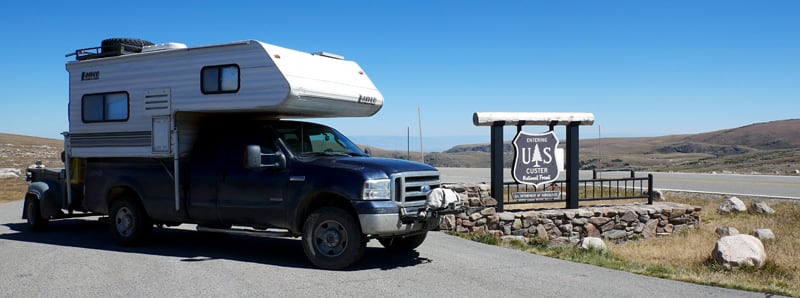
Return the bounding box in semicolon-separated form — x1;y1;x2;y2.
66;39;384;158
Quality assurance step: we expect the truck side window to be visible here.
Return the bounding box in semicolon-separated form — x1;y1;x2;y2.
81;92;129;122
201;64;239;94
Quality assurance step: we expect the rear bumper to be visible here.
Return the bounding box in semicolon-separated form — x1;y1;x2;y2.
353;201;436;236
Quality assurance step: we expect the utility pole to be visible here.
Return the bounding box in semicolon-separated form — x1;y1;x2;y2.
418;106;425;163
598;124;602;167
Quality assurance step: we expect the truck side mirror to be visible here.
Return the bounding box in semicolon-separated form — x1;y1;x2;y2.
245;145;286;170
364;147;372;156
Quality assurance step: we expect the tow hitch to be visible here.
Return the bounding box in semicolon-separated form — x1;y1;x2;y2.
400;188;465;224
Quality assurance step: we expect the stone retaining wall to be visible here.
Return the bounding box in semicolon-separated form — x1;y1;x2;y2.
439;183;702;244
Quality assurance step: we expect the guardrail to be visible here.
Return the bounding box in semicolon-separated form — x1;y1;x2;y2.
503;173;653;207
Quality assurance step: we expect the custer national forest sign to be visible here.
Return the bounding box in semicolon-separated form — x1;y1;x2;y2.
512;130;560;187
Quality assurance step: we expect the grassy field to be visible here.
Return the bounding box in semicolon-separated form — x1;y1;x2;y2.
0;178;29;203
0;133;63;203
458;194;800;296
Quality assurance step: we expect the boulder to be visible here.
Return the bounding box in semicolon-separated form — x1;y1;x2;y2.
714;226;740;237
469;212;483;221
501;235;528;245
461;220;475;228
486;214;500;229
534;224;549;239
600;221;615;232
571;217;589;226
712;234;767;269
467;198;482;207
751;201;776;215
479;207;496;216
633;222;645;233
547;237;572;248
589;217;611;226
512;219;523;231
577;209;594;218
620;210;639;223
651;189;665;201
718;197;747;214
751;229;775;240
579;237;607;251
638;214;651;222
605;229;627;240
498;212;516;222
481;197;498;207
584;223;601;238
642;220;658;238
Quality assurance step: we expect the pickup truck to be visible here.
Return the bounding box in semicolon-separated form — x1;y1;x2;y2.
23;118;455;269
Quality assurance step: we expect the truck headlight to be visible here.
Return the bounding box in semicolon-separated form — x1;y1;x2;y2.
362;179;391;200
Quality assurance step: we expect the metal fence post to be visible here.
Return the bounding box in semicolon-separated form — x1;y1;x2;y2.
648;174;654;205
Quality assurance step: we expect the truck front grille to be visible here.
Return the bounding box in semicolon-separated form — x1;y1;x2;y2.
391;171;440;206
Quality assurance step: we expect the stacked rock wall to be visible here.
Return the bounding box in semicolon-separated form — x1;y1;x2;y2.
439;183;702;244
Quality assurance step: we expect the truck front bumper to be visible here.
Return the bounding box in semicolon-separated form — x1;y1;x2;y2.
353;201;438;237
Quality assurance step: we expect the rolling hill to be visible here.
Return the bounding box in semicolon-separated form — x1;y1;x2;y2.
373;119;800;174
1;119;798;175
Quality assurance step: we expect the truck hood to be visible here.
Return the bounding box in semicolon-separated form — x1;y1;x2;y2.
331;157;436;175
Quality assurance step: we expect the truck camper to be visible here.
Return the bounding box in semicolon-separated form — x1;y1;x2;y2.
23;38;460;269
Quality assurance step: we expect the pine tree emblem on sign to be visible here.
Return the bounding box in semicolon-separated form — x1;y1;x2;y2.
512;130;560;187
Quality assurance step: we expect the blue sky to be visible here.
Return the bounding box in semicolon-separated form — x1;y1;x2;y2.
1;1;798;151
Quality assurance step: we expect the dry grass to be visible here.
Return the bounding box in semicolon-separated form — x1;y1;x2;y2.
0;177;30;203
459;193;800;296
0;132;63;203
609;195;800;296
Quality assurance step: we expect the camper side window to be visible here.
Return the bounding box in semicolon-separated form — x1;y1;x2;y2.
201;64;239;94
82;92;129;122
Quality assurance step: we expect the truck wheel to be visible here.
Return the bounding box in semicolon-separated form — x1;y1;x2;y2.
302;207;365;270
109;196;152;245
25;198;49;231
378;232;428;252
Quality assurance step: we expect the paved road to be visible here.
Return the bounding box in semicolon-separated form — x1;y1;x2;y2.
439;168;800;200
0;200;767;297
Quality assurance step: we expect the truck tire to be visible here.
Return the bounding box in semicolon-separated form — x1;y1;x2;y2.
109;196;152;245
378;232;428;252
25;198;49;231
302;207;365;270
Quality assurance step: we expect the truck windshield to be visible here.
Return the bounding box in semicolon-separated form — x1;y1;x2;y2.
273;122;366;157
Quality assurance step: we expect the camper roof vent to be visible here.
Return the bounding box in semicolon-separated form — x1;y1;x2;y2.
67;38;154;61
313;51;344;60
142;42;188;53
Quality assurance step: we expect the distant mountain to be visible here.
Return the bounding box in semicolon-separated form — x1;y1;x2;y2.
684;119;800;150
444;143;514;154
0;132;62;147
443;119;800;154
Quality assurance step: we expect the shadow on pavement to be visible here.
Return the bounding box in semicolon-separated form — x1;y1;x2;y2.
1;218;432;271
